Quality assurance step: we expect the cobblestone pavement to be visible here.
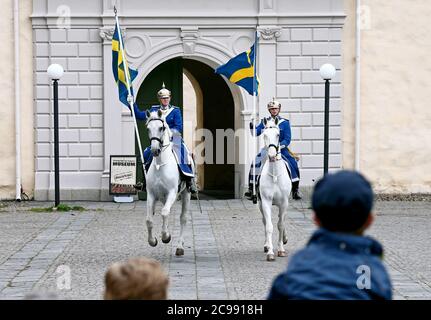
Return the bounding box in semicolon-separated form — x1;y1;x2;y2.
0;199;430;300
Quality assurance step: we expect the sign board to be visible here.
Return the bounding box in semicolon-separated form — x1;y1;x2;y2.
109;155;137;195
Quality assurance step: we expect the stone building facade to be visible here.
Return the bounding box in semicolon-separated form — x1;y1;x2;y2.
8;1;427;200
29;0;345;200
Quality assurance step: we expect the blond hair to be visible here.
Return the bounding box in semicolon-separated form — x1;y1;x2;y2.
104;257;168;300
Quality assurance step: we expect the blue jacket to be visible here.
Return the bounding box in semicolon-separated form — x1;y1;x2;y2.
253;116;291;148
134;104;183;134
252;116;295;161
268;228;392;300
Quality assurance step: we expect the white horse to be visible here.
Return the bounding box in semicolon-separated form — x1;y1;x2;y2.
258;117;291;261
145;109;191;256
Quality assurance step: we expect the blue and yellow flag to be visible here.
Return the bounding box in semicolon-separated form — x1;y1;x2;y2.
112;24;138;109
215;37;259;96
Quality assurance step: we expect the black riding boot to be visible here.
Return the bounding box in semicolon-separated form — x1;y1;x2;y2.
291;181;302;200
134;179;146;191
244;183;254;200
186;177;198;194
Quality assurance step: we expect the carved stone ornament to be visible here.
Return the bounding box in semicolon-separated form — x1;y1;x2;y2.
181;27;199;55
258;27;281;40
99;26;126;41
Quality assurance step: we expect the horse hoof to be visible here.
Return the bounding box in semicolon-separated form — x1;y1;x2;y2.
283;238;288;245
267;254;275;261
264;246;269;253
162;234;171;244
175;248;184;256
149;238;158;247
277;251;287;257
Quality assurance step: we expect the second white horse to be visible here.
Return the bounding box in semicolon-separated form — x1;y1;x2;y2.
258;117;291;261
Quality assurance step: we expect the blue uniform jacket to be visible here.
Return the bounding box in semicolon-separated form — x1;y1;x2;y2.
134;104;183;134
252;116;297;166
267;228;392;300
253;116;291;149
134;104;193;176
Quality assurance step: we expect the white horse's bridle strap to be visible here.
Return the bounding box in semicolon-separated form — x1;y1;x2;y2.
148;118;171;150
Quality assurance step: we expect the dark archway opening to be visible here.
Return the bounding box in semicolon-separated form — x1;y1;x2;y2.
135;58;235;199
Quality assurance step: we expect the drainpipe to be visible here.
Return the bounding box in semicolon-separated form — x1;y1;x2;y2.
14;0;21;200
355;0;361;171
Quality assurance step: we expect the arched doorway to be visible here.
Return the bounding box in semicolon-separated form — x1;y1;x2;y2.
135;58;235;199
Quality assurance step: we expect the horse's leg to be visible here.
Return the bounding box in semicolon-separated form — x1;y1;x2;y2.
283;225;288;245
146;194;158;247
176;188;190;256
277;205;288;257
161;190;177;244
259;201;269;253
261;200;275;261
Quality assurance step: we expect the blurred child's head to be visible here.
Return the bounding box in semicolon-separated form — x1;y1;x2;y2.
312;170;374;234
104;257;168;300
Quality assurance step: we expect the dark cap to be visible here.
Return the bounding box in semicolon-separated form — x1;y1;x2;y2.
312;170;374;232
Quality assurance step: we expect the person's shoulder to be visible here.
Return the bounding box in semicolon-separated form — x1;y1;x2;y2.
286;245;316;266
168;106;181;112
287;240;336;270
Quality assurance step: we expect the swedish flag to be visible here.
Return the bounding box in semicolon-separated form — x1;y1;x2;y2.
215;39;259;96
112;24;138;109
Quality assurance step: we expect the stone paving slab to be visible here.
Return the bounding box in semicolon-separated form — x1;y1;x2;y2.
0;199;430;300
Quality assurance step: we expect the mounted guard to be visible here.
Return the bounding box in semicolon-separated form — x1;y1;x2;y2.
245;98;301;201
133;83;198;194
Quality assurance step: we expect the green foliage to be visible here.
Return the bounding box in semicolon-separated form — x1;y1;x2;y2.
29;204;86;213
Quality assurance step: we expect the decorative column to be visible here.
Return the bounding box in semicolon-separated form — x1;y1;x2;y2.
256;26;281;118
239;24;280;197
237;25;280;198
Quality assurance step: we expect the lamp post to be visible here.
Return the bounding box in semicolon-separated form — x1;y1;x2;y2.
47;64;64;207
319;64;336;175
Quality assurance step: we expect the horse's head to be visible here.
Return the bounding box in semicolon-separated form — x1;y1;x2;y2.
262;117;280;161
146;109;171;157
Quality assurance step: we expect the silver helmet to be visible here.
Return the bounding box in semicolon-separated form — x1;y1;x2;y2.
267;97;281;109
157;82;171;99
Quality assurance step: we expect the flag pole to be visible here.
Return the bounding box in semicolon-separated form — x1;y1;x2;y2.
114;7;146;179
252;30;258;203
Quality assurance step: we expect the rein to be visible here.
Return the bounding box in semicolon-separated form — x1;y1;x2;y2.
149;137;170;150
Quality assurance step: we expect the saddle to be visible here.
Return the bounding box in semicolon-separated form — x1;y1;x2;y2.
137;153;196;193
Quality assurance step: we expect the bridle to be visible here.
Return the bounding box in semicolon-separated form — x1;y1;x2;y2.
267;143;281;162
267;143;279;153
147;118;170;151
264;125;281;161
